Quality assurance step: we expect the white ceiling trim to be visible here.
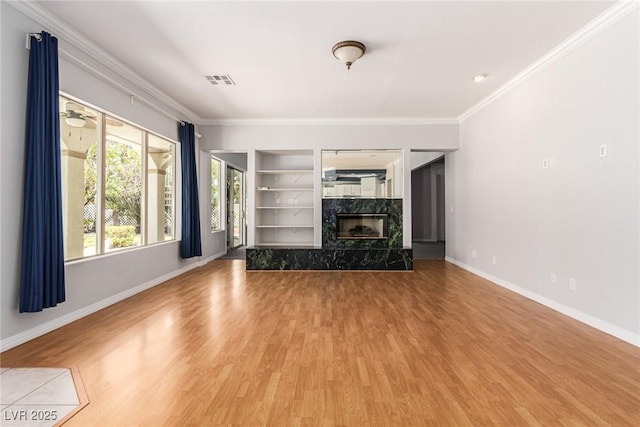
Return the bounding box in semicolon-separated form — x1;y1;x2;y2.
201;118;460;127
9;0;201;124
458;1;638;123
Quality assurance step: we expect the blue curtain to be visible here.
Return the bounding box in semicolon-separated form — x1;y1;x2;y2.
20;32;65;312
179;122;202;258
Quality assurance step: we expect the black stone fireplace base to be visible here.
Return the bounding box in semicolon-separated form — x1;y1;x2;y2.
246;247;413;271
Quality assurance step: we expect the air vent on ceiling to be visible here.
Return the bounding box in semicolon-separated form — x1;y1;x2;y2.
205;74;236;85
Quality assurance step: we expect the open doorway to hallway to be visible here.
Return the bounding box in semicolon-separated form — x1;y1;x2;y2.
411;152;445;259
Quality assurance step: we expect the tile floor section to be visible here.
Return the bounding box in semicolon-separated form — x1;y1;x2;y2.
1;368;81;426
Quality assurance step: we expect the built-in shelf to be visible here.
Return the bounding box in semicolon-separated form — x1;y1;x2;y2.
254;150;316;248
255;242;316;247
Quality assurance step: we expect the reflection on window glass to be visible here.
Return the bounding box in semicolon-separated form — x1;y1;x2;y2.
59;96;99;260
148;134;175;243
211;158;221;231
105;121;143;252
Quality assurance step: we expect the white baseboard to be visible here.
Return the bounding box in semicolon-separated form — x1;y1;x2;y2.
444;257;640;347
210;249;227;260
0;259;209;353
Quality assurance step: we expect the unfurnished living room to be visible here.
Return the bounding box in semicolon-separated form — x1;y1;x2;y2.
1;1;639;425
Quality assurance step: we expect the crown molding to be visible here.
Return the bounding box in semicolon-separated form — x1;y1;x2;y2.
458;0;639;123
8;0;201;124
200;117;460;127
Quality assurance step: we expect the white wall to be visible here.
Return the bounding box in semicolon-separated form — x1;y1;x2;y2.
446;11;639;344
201;123;459;152
0;3;216;350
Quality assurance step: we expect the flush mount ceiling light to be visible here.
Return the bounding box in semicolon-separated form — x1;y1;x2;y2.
332;40;366;70
474;73;489;82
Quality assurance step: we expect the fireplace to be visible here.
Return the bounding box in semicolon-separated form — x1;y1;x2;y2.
337;214;388;240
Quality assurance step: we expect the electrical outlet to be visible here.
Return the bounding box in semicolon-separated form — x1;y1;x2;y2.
472;249;477;258
569;278;576;291
551;273;557;284
492;256;497;265
599;144;607;157
542;158;549;169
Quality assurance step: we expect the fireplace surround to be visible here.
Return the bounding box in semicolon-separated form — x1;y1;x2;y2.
246;198;411;270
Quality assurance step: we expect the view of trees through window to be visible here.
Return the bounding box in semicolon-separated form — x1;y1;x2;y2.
211;158;221;231
59;95;175;261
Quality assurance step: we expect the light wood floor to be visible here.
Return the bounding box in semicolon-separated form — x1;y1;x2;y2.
2;260;639;426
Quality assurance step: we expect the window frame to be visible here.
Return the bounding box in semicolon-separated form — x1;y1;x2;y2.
60;92;178;263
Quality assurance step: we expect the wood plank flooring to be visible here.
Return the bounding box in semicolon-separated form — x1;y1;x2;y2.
1;260;639;426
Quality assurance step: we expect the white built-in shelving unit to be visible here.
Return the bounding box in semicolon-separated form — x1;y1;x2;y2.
254;151;315;247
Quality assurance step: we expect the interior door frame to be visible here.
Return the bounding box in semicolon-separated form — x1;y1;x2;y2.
226;165;245;250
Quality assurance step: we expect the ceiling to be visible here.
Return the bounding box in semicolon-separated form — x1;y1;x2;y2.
35;1;614;121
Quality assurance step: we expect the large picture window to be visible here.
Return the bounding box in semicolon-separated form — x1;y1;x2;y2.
59;95;176;261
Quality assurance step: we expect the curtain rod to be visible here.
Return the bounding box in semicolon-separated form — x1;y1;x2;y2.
30;34;202;138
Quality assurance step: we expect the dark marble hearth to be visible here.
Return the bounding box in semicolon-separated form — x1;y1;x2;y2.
246;247;413;271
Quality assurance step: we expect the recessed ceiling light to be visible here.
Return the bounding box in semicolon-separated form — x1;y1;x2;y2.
474;74;488;82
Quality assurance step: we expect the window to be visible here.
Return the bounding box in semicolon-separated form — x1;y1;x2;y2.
59;95;176;261
211;157;222;231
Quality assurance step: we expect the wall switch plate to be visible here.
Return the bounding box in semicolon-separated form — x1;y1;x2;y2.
551;273;557;284
599;144;608;157
492;256;497;265
472;249;477;258
569;278;576;291
550;157;556;167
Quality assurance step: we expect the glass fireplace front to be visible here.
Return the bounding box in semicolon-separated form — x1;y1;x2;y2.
336;213;388;240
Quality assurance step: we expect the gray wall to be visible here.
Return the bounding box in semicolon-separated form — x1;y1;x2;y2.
446;11;639;343
0;3;219;350
412;159;445;242
213;152;248;171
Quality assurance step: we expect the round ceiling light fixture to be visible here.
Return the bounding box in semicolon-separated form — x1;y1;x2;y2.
332;40;366;70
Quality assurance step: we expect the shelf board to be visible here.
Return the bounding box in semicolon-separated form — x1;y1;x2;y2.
256;206;313;209
256;188;313;192
255;242;315;247
257;170;313;174
256;225;314;229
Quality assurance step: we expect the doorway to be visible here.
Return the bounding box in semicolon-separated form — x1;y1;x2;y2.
411;154;446;259
226;166;245;250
